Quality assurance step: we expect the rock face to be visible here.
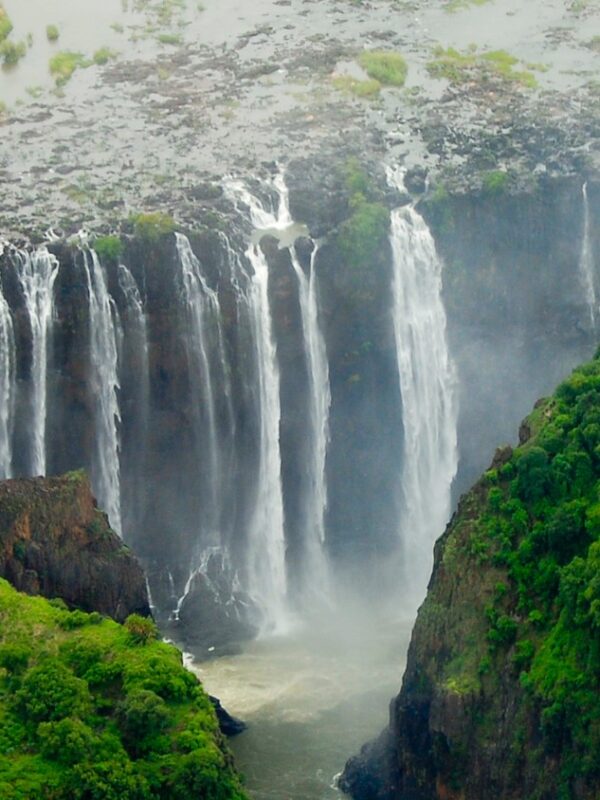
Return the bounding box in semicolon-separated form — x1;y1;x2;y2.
0;471;150;622
341;358;600;800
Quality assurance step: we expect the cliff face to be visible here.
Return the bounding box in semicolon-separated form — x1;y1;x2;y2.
341;357;600;800
0;471;150;622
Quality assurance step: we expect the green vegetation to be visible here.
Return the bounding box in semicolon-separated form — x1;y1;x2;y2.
482;169;509;194
337;158;390;270
0;39;26;66
333;50;407;99
130;211;176;241
0;578;247;799
448;356;600;789
157;33;182;45
93;235;123;262
46;24;60;42
93;47;117;65
427;46;538;89
49;51;90;86
332;75;381;98
0;5;12;43
358;50;407;87
445;0;489;12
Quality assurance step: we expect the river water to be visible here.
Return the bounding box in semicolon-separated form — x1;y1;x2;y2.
192;609;413;800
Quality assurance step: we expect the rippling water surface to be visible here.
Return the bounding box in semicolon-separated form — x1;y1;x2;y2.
192;611;413;800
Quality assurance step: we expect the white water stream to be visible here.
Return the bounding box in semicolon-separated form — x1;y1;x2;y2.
14;248;59;476
579;182;597;330
388;170;459;605
0;282;15;479
83;248;122;534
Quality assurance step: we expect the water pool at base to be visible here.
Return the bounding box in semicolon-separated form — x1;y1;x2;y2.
192;613;413;800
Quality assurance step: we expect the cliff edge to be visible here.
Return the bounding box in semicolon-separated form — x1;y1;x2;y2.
0;471;150;622
341;356;600;800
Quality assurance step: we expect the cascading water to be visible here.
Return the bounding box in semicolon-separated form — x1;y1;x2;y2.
242;221;288;629
0;280;15;479
579;182;597;330
175;232;221;532
83;248;122;535
14;248;59;476
117;263;150;536
387;169;458;602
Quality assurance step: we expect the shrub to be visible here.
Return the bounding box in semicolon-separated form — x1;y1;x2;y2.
18;660;91;722
118;689;170;755
93;234;123;262
0;39;26;66
130;212;176;241
124;614;158;645
37;717;98;765
46;24;59;42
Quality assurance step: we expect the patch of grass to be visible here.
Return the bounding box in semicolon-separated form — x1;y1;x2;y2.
49;50;90;86
427;45;538;89
0;100;6;116
332;75;381;98
130;211;176;241
156;32;182;45
358;50;407;86
46;24;59;42
0;39;26;66
0;5;12;43
445;0;489;12
93;46;117;65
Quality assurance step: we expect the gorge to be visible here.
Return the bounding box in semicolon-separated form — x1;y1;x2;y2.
1;0;600;797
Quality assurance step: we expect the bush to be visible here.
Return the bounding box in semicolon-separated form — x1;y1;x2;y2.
124;614;158;645
118;689;169;755
0;39;26;66
0;7;13;42
93;235;122;262
18;660;90;722
130;212;176;241
46;24;59;41
37;717;98;765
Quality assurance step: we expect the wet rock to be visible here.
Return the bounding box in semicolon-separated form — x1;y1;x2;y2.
0;472;150;622
209;695;247;737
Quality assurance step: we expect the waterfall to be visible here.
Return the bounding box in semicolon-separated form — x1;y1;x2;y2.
175;232;232;539
0;281;15;479
579;182;597;329
117;263;150;536
388;170;458;600
289;243;332;605
83;248;122;534
225;177;289;628
14;248;59;476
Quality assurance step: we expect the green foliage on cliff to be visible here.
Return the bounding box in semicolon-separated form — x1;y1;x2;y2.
0;579;247;800
93;235;123;262
450;356;600;793
130;212;176;241
337;159;389;270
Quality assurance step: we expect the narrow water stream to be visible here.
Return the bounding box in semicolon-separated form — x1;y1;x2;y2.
192;611;412;800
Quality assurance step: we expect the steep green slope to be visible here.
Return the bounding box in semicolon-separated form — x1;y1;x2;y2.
0;579;247;800
342;355;600;800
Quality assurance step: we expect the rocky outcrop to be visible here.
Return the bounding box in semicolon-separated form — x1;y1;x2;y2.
341;358;600;800
0;471;150;621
